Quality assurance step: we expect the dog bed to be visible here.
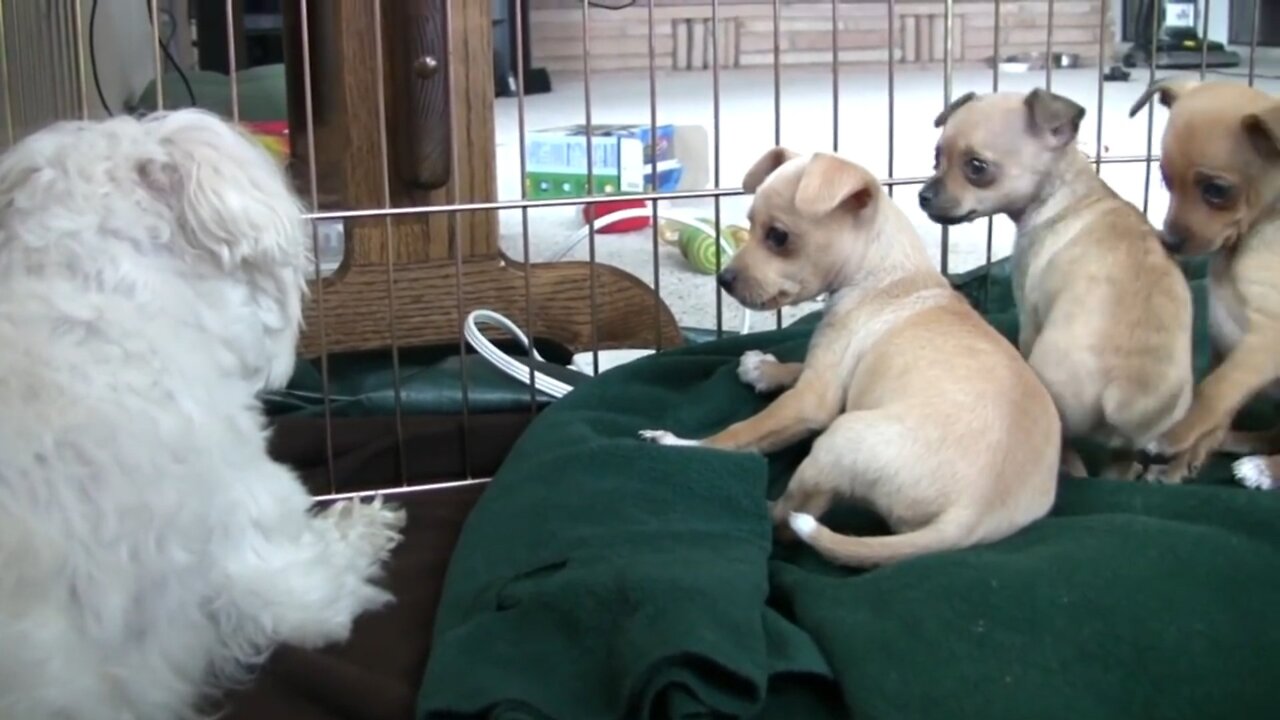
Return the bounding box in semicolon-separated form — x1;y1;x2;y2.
418;258;1280;720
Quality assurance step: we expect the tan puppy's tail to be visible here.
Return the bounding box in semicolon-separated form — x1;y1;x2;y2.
787;512;976;567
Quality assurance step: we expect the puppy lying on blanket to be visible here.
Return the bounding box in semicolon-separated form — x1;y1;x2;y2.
0;110;403;720
1130;80;1280;489
641;148;1061;567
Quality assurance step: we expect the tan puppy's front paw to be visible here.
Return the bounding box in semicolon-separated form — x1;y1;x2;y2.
1140;462;1189;485
1141;423;1225;484
1145;415;1225;463
638;429;701;447
737;350;784;393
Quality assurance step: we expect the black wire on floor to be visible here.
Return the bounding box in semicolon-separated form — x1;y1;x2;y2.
89;0;200;117
89;0;113;116
144;0;198;110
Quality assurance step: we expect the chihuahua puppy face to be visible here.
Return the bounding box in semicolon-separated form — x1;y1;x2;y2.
719;148;879;310
1131;81;1280;256
920;90;1086;225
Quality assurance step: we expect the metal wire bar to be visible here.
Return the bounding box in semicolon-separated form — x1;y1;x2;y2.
1248;0;1260;87
831;0;839;154
580;0;599;374
515;0;537;414
1141;0;1158;215
297;0;336;493
310;154;1164;223
772;0;782;329
370;1;408;484
712;0;724;338
1200;0;1212;80
314;476;491;504
226;0;239;121
443;0;472;480
0;1;11;145
647;0;662;350
1093;0;1105;173
1044;0;1055;92
71;0;87;119
940;0;953;275
886;0;895;198
150;0;163;108
985;0;1001;300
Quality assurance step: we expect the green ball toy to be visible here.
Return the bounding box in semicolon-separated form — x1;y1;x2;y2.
674;218;748;275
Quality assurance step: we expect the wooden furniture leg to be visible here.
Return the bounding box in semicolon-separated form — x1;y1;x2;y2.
282;0;683;358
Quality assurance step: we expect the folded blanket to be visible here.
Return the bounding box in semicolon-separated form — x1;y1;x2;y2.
419;259;1280;719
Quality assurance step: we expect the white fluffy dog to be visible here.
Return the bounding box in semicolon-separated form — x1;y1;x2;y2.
0;109;405;719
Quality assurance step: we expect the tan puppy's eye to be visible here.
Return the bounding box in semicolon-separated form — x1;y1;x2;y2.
964;157;988;178
933;146;942;170
1198;178;1234;209
765;227;789;250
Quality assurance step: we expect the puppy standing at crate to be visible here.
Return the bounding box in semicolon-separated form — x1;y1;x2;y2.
640;148;1061;567
0;110;404;720
921;89;1195;480
1130;80;1280;488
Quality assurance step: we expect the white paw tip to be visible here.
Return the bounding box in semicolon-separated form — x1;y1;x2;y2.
638;429;699;447
1233;456;1275;490
788;512;819;539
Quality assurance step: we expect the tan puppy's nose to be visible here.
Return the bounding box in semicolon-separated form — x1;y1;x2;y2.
1158;227;1187;254
921;180;942;208
918;181;938;211
717;268;738;293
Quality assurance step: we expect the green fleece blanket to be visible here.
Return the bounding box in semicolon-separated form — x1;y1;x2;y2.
418;259;1280;720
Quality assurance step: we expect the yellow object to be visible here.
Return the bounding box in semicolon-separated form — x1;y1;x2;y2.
658;217;747;275
252;134;289;163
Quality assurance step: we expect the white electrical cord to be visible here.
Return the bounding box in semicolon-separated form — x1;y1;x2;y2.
464;310;576;400
468;207;755;400
549;206;753;336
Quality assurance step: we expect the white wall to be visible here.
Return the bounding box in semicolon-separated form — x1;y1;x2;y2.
84;0;174;116
1202;0;1231;44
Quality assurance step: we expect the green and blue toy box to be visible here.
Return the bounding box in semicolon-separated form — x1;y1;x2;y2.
525;123;683;200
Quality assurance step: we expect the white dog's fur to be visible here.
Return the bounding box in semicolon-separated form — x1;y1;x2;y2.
0;110;404;720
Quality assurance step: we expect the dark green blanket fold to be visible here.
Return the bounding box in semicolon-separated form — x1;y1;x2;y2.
419;259;1280;720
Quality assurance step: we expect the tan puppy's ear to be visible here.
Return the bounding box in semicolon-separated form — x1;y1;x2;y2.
742;147;799;193
794;153;877;217
933;91;979;128
1024;88;1086;149
1128;78;1197;118
1243;103;1280;161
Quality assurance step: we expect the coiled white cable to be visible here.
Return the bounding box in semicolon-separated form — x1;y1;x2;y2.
468;207;754;400
464;309;577;400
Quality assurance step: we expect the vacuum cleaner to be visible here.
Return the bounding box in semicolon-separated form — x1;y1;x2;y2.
1122;0;1241;69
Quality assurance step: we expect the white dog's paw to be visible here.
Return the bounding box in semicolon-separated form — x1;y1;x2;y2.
737;350;781;393
321;497;406;563
638;429;701;447
1233;456;1276;491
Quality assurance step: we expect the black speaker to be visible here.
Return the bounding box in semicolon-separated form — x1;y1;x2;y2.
493;0;551;97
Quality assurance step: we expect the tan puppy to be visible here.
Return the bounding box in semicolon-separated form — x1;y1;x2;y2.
920;89;1194;480
1129;80;1280;489
639;148;1061;567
